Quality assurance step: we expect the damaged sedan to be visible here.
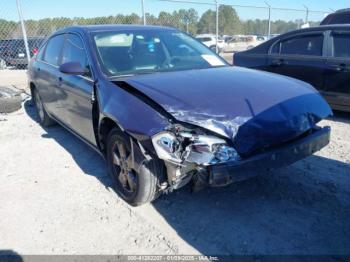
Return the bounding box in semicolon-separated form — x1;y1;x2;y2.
28;25;332;206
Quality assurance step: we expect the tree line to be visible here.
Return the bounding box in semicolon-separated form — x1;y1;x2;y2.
0;5;320;40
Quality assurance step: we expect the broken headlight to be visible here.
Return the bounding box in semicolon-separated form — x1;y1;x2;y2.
152;131;240;165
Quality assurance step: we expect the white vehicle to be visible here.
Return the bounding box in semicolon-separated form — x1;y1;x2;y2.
222;35;265;53
195;34;225;52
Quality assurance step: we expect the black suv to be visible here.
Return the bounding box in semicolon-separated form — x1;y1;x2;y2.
0;37;45;69
321;9;350;25
234;25;350;112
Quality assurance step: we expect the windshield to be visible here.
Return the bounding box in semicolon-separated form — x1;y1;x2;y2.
92;30;228;77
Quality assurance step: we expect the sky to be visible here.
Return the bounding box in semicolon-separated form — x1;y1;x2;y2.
1;0;349;22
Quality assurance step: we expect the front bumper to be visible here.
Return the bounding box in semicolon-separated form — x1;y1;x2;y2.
207;126;331;186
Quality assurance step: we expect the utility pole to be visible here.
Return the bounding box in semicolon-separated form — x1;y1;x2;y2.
265;2;271;39
215;0;219;53
141;0;146;25
16;0;30;64
303;4;309;24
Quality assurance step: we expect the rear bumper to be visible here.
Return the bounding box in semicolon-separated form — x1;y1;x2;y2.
8;58;28;66
208;126;331;186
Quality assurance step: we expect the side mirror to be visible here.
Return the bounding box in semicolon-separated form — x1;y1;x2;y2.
59;61;88;75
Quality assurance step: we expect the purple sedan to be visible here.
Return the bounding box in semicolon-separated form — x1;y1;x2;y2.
28;25;332;206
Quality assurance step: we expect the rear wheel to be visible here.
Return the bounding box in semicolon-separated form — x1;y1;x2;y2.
33;88;55;127
106;128;164;206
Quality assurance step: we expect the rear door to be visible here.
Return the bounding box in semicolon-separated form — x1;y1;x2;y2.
36;34;65;118
59;33;97;146
267;32;326;91
323;30;350;111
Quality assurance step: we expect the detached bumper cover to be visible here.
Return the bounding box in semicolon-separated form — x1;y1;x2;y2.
208;126;330;186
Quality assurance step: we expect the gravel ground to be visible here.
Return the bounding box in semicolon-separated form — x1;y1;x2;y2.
0;99;349;256
0;69;28;90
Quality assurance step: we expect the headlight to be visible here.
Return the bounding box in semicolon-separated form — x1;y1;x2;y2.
152;131;240;165
152;132;181;163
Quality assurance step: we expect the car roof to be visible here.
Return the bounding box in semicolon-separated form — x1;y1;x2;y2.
54;24;178;35
275;24;350;38
335;8;350;13
242;24;350;54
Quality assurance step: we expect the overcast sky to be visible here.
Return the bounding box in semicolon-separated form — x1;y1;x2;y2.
1;0;348;22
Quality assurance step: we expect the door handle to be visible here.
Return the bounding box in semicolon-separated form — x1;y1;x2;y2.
330;64;349;72
57;76;63;86
271;59;284;67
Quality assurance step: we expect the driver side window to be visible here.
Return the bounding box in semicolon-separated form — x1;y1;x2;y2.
62;34;91;77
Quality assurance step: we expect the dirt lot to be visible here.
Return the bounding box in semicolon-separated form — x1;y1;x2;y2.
0;67;350;256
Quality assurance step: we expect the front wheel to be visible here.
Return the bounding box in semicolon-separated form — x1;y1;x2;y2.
106;128;165;206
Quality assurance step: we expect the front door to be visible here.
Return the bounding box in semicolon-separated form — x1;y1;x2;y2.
59;33;97;146
323;30;350;111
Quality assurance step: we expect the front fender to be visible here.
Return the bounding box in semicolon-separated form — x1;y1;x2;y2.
97;80;171;151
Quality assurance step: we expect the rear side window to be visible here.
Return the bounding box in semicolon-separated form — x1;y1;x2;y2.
37;42;46;60
332;33;350;58
279;34;323;56
43;35;65;66
62;34;90;75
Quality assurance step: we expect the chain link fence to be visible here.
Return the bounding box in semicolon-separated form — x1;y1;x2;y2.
0;0;330;70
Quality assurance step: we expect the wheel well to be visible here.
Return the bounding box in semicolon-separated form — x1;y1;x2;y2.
98;117;123;154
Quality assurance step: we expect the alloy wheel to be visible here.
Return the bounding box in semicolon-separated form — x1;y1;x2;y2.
111;140;138;195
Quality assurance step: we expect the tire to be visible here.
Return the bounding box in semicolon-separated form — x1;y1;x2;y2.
209;45;221;53
0;86;22;113
32;88;55;127
106;128;164;206
209;45;217;52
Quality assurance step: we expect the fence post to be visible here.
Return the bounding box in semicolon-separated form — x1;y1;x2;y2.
141;0;146;25
215;0;219;53
16;0;31;64
265;2;271;39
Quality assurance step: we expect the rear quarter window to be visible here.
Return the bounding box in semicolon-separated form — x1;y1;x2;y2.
332;33;350;58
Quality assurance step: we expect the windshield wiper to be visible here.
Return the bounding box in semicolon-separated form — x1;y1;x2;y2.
109;74;136;79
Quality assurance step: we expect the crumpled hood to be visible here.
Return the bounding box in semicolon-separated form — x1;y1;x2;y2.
121;66;332;156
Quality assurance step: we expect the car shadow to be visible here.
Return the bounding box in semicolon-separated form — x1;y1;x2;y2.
152;156;350;255
24;100;350;255
24;100;112;190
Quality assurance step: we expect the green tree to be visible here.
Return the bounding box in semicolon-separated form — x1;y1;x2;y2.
218;5;241;35
197;9;215;34
198;6;241;35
